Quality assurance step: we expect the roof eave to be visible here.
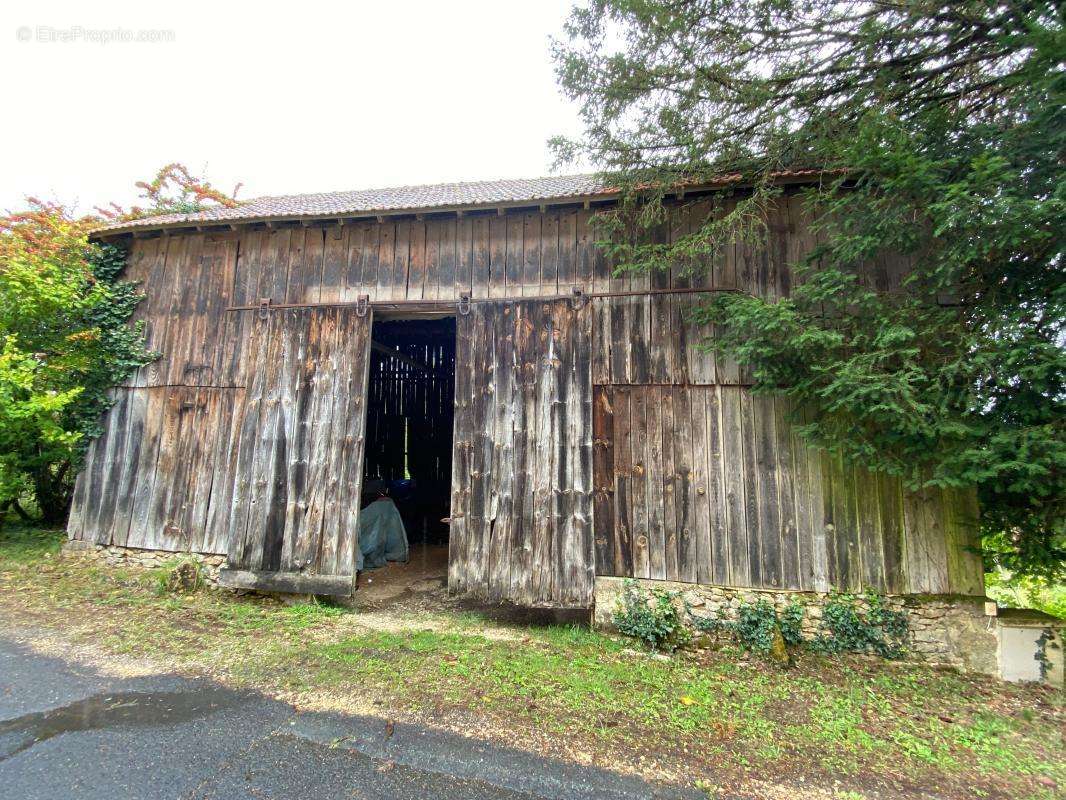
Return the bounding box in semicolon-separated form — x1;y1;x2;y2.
90;171;830;240
90;191;623;240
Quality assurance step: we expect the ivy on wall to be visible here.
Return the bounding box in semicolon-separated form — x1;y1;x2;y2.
613;580;910;661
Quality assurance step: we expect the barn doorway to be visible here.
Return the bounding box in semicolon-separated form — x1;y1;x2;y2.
357;316;456;605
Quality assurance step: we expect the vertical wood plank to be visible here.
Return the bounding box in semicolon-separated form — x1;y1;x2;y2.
449;302;474;592
361;224;381;301
320;225;348;303
342;224;365;300
753;394;782;588
455;215;473;299
721;387;750;585
405;220;426;300
673;387;698;583
522;212;542;297
660;387;680;580
705;387;730;584
593;387;616;575
613;387;634;578
857;465;886;591
509;302;535;602
689;387;713;584
376;221;396;301
540;212;559;296
487;302;515;595
626;386;652;576
505;214;524;298
488;215;508;299
878;471;905;594
787;403;817;591
645;386;666;580
574;300;595;604
558;210;577;293
437;217;456;301
392;220;411;303
772;397;801;589
471;216;490;299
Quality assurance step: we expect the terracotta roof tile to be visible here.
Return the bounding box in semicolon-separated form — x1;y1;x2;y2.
96;174;612;234
94;169;827;235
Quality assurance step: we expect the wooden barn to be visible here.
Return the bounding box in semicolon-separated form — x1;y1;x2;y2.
68;174;984;608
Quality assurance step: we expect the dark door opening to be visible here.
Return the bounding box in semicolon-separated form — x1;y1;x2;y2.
359;316;456;591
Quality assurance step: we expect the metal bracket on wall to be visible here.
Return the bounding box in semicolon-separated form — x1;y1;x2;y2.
458;293;471;316
570;287;585;308
257;297;273;319
355;294;370;317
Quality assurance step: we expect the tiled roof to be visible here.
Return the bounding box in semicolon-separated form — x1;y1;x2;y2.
94;169;827;235
95;174;613;234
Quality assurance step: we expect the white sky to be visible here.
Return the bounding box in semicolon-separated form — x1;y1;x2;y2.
0;0;585;215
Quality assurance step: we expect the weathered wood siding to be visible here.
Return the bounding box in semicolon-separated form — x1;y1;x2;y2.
68;230;374;591
69;192;983;600
449;299;594;607
68;232;246;553
223;307;371;583
593;385;984;596
115;195;842;317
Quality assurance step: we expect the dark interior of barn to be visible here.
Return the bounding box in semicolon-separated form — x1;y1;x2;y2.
359;316;455;587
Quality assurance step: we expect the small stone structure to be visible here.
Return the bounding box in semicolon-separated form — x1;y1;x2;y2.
594;576;1064;687
61;540;224;585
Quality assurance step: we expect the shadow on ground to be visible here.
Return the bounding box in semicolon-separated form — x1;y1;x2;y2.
0;633;699;800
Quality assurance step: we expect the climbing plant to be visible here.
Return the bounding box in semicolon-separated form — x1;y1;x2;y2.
612;579;692;651
0;164;239;523
812;593;909;660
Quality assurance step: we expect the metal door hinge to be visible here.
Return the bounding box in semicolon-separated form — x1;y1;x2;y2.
356;294;369;317
458;293;472;316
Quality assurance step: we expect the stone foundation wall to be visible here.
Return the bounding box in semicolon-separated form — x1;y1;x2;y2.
61;540;225;585
594;576;1003;677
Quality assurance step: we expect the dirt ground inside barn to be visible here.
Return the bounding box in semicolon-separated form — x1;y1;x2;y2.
1;526;1062;800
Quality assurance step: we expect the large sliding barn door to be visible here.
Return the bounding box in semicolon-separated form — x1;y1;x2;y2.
219;307;372;596
450;300;594;607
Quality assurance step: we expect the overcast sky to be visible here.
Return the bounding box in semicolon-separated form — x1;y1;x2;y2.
1;0;586;215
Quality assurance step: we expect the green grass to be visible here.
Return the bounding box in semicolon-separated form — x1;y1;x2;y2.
0;524;65;564
2;525;1063;799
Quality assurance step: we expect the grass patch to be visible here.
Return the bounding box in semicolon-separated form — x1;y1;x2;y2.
0;524;65;564
1;527;1063;800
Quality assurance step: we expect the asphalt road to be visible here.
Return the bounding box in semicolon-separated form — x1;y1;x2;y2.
0;634;701;800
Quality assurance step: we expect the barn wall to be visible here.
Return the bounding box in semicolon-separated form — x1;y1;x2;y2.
70;193;984;599
592;385;984;596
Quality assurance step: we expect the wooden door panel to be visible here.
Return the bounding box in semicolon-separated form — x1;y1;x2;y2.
219;307;372;595
450;299;594;607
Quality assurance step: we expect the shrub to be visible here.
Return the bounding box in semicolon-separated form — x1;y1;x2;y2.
612;579;691;652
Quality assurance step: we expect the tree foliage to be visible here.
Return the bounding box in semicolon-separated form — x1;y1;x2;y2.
553;2;1065;577
0;164;239;523
96;162;242;221
0;204;151;521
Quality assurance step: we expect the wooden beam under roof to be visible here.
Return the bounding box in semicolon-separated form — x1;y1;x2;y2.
370;340;437;375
